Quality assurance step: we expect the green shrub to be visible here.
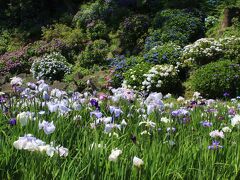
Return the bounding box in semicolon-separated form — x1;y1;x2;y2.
110;55;144;87
64;64;91;91
118;14;150;52
42;24;87;48
143;43;182;65
86;20;109;40
30;52;71;81
182;38;223;66
72;1;110;29
205;16;219;30
77;39;109;68
142;64;182;94
123;62;152;90
220;36;240;62
152;9;204;46
162;0;205;8
0;30;23;55
188;60;240;98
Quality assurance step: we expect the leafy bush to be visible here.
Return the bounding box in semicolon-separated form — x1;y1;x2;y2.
109;55;143;87
144;30;163;51
64;64;91;91
188;60;240;98
123;62;152;90
72;1;111;29
42;24;87;48
0;30;23;55
77;39;109;68
30;52;71;81
220;36;240;62
118;14;150;52
86;20;109;40
182;38;223;66
163;0;205;8
141;64;181;94
152;9;204;46
205;16;218;30
0;46;32;75
143;43;182;65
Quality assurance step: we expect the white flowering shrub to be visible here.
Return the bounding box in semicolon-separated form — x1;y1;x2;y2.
141;64;181;94
123;63;181;94
205;16;218;29
182;38;223;66
123;62;152;90
31;52;71;81
219;36;240;61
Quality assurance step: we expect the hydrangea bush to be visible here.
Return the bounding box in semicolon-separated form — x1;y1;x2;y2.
86;20;109;40
77;39;109;68
141;64;181;94
118;14;150;52
188;60;240;98
144;43;182;65
72;0;111;29
123;63;181;94
123;62;152;90
219;36;240;62
182;38;223;66
109;55;143;87
31;52;71;81
151;9;204;46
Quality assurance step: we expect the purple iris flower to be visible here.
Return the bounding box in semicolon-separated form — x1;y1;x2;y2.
208;141;223;150
90;110;103;118
228;108;236;116
0;95;6;103
167;127;176;132
191;101;197;105
90;99;99;108
109;106;123;118
43;91;50;101
9;118;17;126
223;92;230;97
200;121;212;127
171;109;189;117
206;108;218;113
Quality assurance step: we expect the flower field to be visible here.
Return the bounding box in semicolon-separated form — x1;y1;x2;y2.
1;77;240;179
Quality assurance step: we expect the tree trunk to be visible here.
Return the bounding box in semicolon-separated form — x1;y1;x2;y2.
221;7;240;30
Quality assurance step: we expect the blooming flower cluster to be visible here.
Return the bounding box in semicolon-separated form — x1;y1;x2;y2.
2;76;240;177
13;134;68;157
141;64;179;93
182;38;223;66
144;92;164;114
30;52;71;81
110;87;135;102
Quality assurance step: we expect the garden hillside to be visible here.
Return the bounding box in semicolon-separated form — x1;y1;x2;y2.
0;0;239;98
1;1;240;179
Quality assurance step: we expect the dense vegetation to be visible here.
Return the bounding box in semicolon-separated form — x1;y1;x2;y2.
0;0;240;98
1;0;240;179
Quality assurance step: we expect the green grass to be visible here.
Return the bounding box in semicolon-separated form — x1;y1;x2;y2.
0;93;240;179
